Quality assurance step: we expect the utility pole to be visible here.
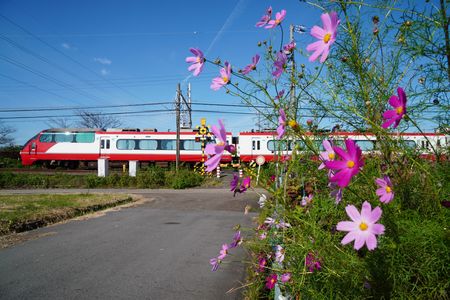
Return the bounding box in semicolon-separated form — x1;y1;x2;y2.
175;83;181;171
187;83;192;129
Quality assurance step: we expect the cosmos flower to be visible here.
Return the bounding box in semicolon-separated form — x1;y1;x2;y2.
185;48;205;76
280;273;291;283
205;120;233;172
264;217;291;229
241;54;260;75
329;182;343;204
375;176;394;204
274;89;285;100
336;201;385;251
241;176;251;192
256;6;272;27
230;173;239;192
266;274;278;289
382;87;407;129
283;41;296;54
301;194;313;206
325;139;364;188
257;255;267;272
265;9;286;29
306;11;340;63
277;108;286;139
319;140;335;170
275;245;285;263
272;51;288;79
229;231;242;248
209;257;221;271
211;61;231;91
218;243;229;260
305;252;322;272
258;194;267;208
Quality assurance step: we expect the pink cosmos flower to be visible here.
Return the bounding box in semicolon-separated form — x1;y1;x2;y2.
265;9;286;29
241;176;251;192
230;231;242;248
256;6;272;27
275;245;285;263
205;120;233;172
305;252;322;272
283;41;296;54
375;176;394;204
277;108;286;139
218;243;229;260
281;273;291;283
230;173;239;192
274;89;285;100
325;139;364;188
211;61;231;91
265;217;291;229
266;274;278;289
382;87;407;129
301;194;313;206
329;182;343;204
186;48;205;76
257;255;267;272
306;11;340;63
242;54;260;75
209;257;221;271
319;140;335;169
336;201;385;251
272;52;288;79
259;231;267;240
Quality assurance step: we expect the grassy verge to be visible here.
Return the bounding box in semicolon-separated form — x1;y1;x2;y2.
0;194;134;235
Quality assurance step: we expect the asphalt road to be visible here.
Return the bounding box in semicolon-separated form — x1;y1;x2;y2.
0;186;260;299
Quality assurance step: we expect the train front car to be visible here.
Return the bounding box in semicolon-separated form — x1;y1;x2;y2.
19;128;100;168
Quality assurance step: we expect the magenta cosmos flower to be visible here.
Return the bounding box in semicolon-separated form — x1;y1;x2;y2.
185;48;205;76
325;139;364;188
256;6;272;27
241;176;251;192
280;273;291;283
382;87;407;129
230;173;239;192
375;176;394;204
205;120;233;172
306;11;340;63
277;108;286;139
266;274;278;289
274;89;285;100
272;52;288;79
283;41;296;54
209;257;220;271
230;231;242;248
218;243;229;260
211;61;231;91
241;54;260;75
319;140;335;170
337;201;385;250
265;9;286;29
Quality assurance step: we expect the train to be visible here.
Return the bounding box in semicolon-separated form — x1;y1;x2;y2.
19;127;448;168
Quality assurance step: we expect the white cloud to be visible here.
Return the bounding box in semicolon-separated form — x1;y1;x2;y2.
61;43;71;49
100;68;110;76
94;57;112;65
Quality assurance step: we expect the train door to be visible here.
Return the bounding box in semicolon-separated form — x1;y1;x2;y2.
251;137;261;159
99;137;111;157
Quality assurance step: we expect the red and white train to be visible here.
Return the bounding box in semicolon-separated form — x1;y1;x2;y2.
20;128;448;167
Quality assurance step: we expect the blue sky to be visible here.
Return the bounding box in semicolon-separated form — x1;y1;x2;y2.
0;0;444;145
1;0;325;144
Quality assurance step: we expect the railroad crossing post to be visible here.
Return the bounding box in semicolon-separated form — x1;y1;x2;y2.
129;160;138;177
98;158;109;177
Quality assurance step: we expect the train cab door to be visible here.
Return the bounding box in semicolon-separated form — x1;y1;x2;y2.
99;137;111;157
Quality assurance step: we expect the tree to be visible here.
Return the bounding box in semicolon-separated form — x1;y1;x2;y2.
0;121;15;145
46;117;74;128
76;110;122;129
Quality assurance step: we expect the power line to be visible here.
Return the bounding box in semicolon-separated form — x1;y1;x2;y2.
0;13;145;102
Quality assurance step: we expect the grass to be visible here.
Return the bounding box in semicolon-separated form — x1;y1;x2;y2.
0;194;134;235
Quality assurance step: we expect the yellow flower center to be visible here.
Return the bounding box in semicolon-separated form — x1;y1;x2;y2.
359;222;368;231
196;57;201;63
323;33;331;43
328;153;335;160
385;186;392;193
347;160;355;168
217;141;225;146
222;76;229;83
396;106;403;115
275;19;281;25
288;120;298;128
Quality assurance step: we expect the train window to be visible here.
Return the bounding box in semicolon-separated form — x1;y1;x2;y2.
252;140;255;150
39;133;53;143
257;141;260;150
117;139;136;150
183;140;202;150
54;133;74;143
100;140;105;149
355;140;374;151
160;140;176;150
139;139;158;150
106;140;110;149
74;132;95;143
267;140;288;151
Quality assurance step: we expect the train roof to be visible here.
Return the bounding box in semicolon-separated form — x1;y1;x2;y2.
44;128;102;132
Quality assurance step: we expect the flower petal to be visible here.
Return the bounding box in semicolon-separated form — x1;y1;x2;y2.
345;204;361;222
341;231;357;245
321;12;332;32
311;25;326;39
371;223;385;235
337;221;357;232
366;234;378;250
205;154;222;172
